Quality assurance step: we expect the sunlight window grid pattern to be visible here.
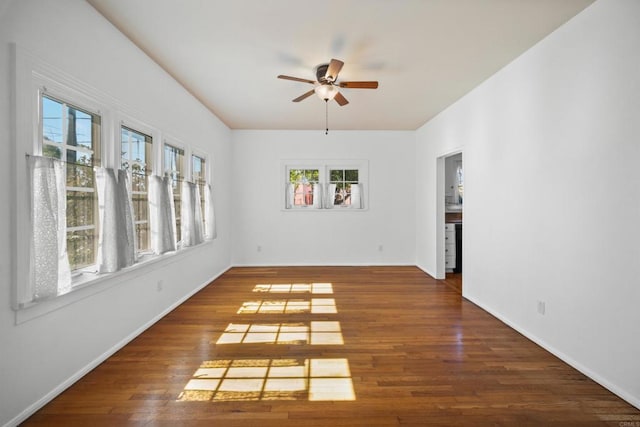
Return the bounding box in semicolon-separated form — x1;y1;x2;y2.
237;298;337;314
215;321;343;345
252;283;333;294
178;358;354;402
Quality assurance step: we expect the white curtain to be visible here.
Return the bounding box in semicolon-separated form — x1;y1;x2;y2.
204;183;217;240
95;168;136;273
149;175;177;254
350;183;363;209
325;184;337;209
312;183;323;208
285;183;294;209
181;181;204;247
26;155;71;304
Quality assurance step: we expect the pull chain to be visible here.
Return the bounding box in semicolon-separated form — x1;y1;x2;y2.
325;99;329;135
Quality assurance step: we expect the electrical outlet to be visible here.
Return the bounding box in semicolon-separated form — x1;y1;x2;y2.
378;245;383;252
257;245;262;252
537;300;545;315
157;280;163;292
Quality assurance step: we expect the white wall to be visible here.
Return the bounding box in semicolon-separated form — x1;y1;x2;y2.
416;0;640;408
231;130;416;266
0;1;232;425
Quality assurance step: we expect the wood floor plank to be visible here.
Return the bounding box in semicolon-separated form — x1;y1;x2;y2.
21;266;639;426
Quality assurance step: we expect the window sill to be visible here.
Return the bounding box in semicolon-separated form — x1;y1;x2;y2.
14;240;213;324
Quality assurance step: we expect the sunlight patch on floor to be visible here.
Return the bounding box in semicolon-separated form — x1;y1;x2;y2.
253;283;333;294
177;358;355;402
215;321;343;345
237;298;337;314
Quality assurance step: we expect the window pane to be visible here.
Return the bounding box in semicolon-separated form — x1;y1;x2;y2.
66;190;95;227
166;143;184;242
70;108;93;149
289;169;302;184
43;143;62;159
345;169;358;182
132;192;148;222
193;156;202;179
66;161;94;188
42;96;63;144
67;228;96;270
136;223;150;252
290;169;318;184
330;169;343;182
122;126;152;253
131;134;143;163
130;169;144;191
41;95;101;271
294;184;314;206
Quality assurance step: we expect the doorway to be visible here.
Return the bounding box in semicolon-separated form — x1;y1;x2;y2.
438;151;463;293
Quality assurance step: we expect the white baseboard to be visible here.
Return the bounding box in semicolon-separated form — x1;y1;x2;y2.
231;262;415;267
4;266;232;427
463;293;640;411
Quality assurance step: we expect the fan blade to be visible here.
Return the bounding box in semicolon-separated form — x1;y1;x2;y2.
334;92;349;106
339;81;379;89
325;59;344;81
292;89;315;102
278;75;315;84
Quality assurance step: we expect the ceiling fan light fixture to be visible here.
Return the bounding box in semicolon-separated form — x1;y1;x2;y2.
315;84;338;101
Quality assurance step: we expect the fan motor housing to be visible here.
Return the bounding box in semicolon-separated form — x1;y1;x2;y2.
315;64;331;83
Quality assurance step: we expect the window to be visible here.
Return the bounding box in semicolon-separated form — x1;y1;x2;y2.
16;58;217;314
329;169;359;206
42;94;101;271
192;153;206;225
289;168;319;207
164;143;184;242
121;126;152;253
283;161;367;211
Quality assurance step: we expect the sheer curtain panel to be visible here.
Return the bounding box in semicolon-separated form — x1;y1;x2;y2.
95;168;136;273
351;183;363;209
181;181;204;247
149;175;177;254
204;183;216;240
312;183;323;208
285;183;294;209
26;155;71;304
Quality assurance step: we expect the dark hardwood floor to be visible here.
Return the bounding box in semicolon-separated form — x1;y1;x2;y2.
443;272;462;294
23;266;639;426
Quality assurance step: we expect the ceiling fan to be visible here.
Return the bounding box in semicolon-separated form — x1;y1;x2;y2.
277;58;378;106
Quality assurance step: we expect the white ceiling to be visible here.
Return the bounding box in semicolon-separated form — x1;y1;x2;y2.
86;0;594;131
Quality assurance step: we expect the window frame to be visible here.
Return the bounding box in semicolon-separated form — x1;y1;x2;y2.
282;160;368;211
163;139;186;244
119;118;156;255
191;150;208;227
39;89;104;274
286;166;322;209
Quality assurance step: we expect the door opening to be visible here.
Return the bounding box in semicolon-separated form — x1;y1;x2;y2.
440;152;463;294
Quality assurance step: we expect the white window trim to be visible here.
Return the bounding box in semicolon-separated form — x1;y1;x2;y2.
118;115;157;256
284;164;323;210
282;159;368;211
190;149;208;183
